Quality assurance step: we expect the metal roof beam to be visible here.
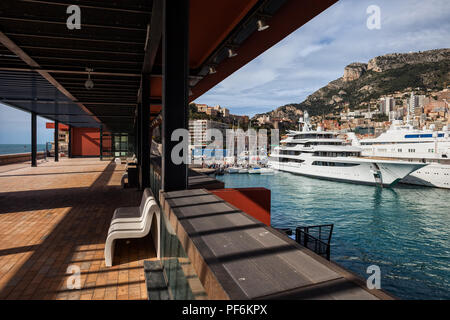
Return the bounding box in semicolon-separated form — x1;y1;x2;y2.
40;113;134;118
0;98;72;104
21;45;144;56
5;32;143;45
0;31;101;124
0;17;146;32
16;0;152;14
142;0;163;74
80;102;138;106
0;67;142;77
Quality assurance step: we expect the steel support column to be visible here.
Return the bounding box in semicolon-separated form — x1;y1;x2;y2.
54;120;59;162
31;73;37;167
133;123;138;159
161;0;189;192
139;74;151;189
68;125;72;158
31;112;37;167
136;103;142;165
99;126;103;160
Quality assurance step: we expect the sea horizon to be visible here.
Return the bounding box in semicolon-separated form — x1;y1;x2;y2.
0;143;47;155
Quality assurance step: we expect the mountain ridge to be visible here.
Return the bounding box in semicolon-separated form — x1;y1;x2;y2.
253;48;450;121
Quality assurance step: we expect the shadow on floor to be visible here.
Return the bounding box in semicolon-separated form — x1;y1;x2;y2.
0;161;155;300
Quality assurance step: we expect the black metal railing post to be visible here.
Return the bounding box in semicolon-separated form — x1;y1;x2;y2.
294;224;334;261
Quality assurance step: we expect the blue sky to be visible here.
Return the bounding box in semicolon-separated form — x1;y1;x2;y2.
195;0;450;116
0;105;53;144
1;0;449;143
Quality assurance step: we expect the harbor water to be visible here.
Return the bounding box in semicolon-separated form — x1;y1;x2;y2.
216;172;450;300
0;144;46;155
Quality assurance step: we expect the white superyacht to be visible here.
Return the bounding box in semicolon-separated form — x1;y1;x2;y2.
268;112;426;187
356;120;450;189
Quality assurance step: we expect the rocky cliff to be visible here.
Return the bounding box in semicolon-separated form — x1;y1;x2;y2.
367;49;449;72
343;63;367;82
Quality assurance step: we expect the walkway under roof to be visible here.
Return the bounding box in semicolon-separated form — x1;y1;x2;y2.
0;158;157;300
0;0;337;133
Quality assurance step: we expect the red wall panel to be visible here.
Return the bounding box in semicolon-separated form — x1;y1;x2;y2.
71;128;101;157
211;188;271;226
46;123;69;131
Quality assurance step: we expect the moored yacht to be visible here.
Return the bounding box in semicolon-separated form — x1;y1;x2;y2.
356;120;450;189
225;167;240;174
268;112;426;187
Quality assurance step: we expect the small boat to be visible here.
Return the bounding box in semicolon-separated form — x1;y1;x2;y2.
224;156;236;165
248;167;261;174
226;167;240;174
238;168;248;173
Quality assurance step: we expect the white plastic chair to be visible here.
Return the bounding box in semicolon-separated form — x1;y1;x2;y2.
104;189;160;267
120;172;128;188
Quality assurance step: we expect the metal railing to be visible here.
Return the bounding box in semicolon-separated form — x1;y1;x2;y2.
295;224;333;261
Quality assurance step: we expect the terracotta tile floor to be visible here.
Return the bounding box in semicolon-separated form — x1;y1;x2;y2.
0;158;156;300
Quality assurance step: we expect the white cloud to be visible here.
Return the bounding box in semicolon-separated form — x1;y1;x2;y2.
213;67;277;93
195;0;450;117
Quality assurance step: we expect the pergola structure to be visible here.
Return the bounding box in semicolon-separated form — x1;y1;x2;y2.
0;0;337;190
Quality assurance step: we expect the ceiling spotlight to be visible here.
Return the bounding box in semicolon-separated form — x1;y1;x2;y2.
85;67;94;90
257;19;270;32
227;48;237;58
209;66;217;74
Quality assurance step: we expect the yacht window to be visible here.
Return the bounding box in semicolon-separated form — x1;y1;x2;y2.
281;150;301;156
312;161;359;167
289;159;305;164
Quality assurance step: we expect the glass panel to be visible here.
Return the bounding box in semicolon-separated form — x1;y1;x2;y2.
160;209;207;300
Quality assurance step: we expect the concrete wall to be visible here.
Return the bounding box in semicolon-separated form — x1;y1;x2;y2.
71;128;101;157
211;187;271;226
0;152;45;165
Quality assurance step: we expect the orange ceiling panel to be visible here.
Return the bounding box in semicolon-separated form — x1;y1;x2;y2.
151;0;337;106
190;0;338;101
189;0;259;69
150;76;162;98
